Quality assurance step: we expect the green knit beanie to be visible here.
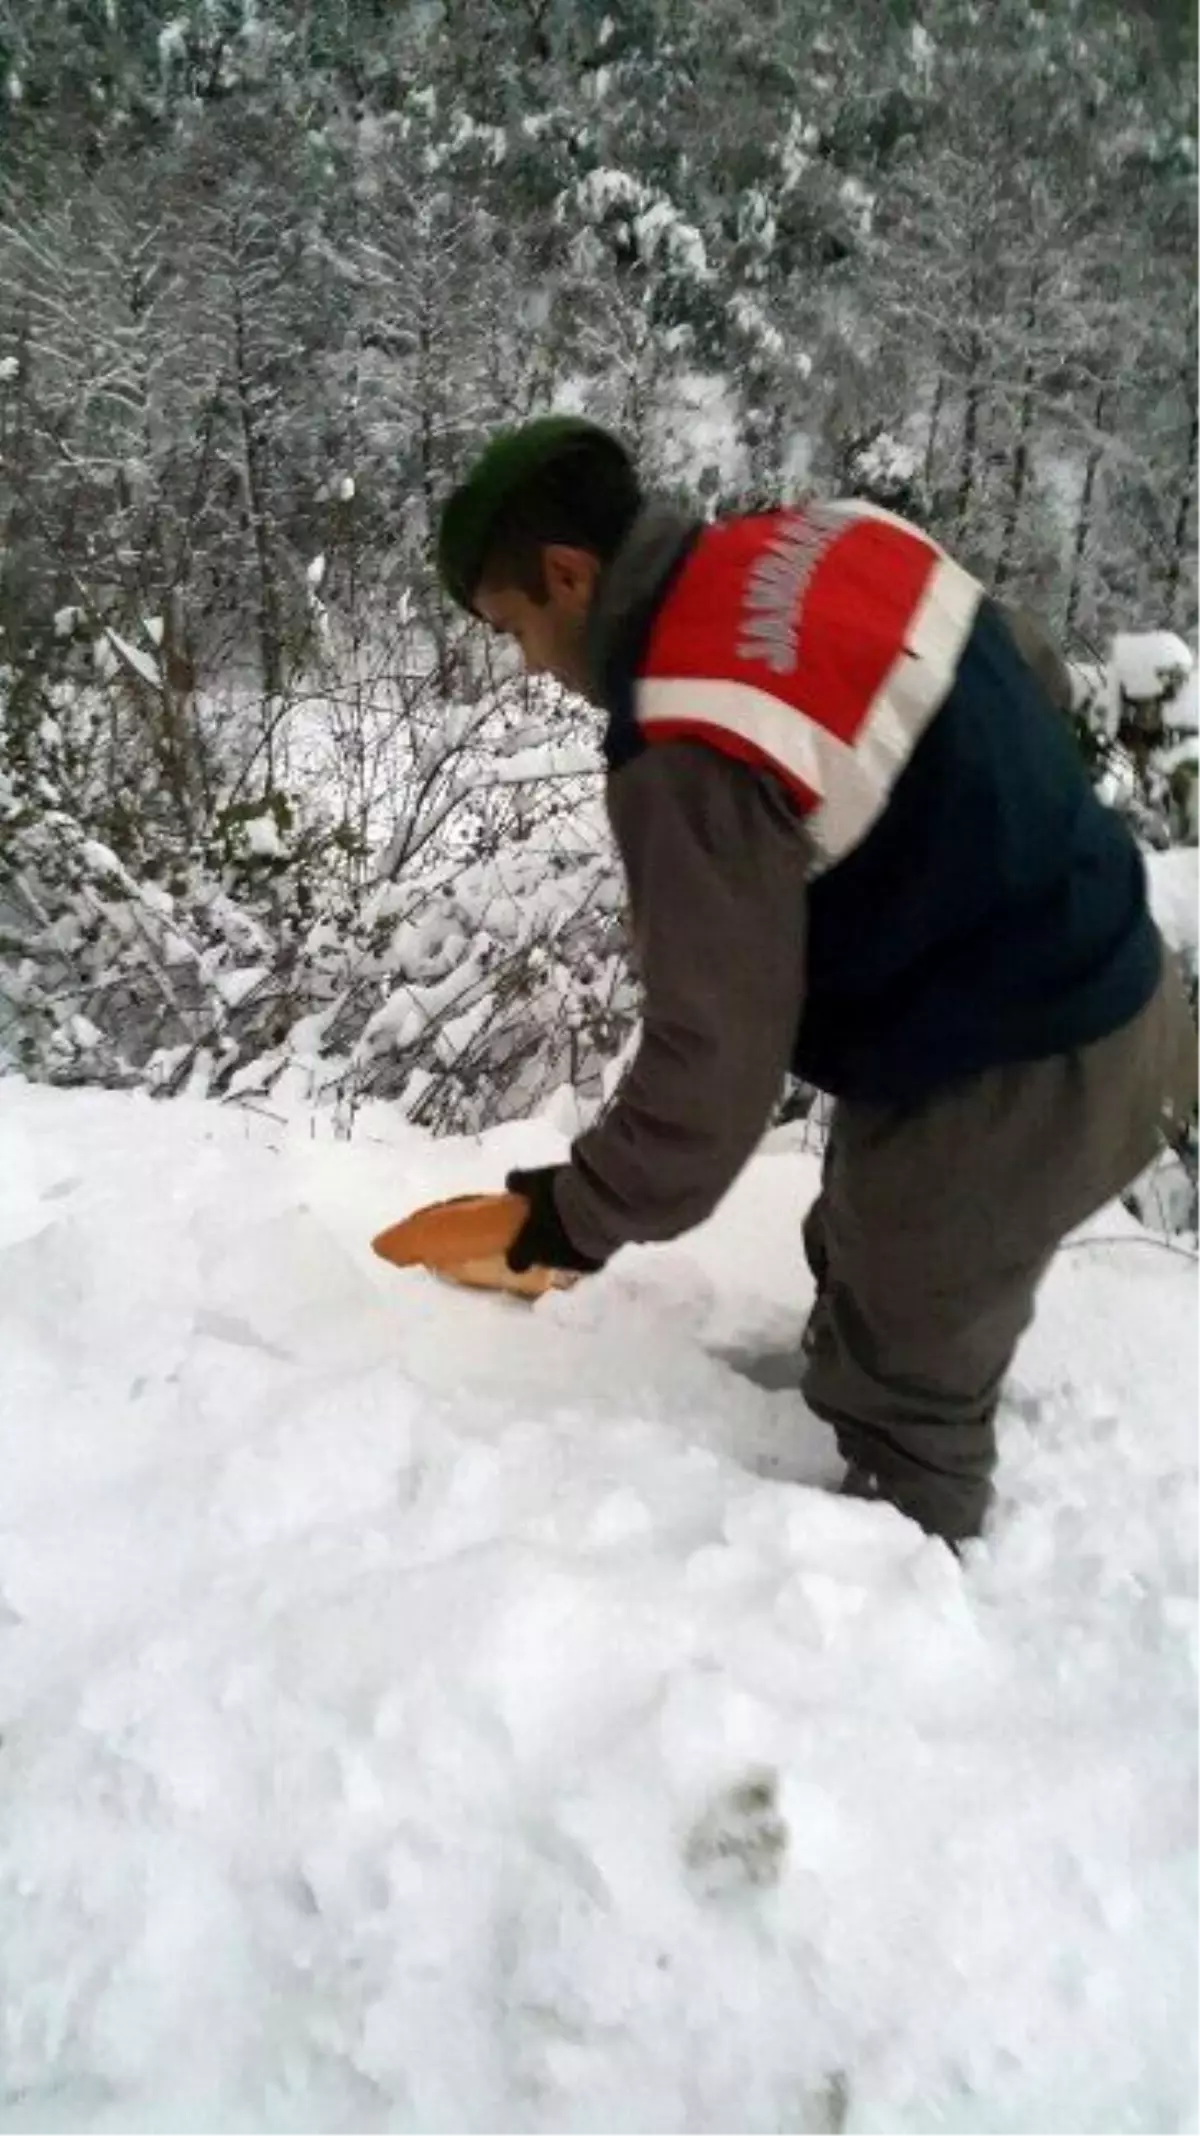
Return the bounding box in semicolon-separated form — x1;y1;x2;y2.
436;415;633;612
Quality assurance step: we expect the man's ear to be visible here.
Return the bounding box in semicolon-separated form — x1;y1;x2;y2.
543;544;600;609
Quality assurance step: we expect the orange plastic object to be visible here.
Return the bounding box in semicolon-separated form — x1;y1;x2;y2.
371;1192;575;1299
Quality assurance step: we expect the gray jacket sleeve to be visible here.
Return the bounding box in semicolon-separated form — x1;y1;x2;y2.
553;742;810;1263
1002;604;1075;713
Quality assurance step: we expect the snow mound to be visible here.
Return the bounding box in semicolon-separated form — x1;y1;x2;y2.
0;1085;1194;2133
1112;631;1193;706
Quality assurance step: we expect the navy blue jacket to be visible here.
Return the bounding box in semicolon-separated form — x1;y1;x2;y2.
596;508;1160;1106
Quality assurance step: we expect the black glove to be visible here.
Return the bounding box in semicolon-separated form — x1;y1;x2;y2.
505;1166;603;1275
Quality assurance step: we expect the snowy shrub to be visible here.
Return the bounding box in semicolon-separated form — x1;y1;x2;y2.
840;428;929;522
1071;635;1197;851
0;650;635;1130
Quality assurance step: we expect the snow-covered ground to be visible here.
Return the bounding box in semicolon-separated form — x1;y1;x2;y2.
0;1080;1195;2135
1147;846;1199;973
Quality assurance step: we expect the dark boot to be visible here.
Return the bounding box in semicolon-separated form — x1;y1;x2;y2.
838;1459;983;1551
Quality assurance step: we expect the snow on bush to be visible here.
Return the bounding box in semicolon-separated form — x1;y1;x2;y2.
1112;631;1193;710
1070;633;1197;850
0;652;633;1130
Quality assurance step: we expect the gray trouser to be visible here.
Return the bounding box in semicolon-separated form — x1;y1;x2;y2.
801;955;1197;1544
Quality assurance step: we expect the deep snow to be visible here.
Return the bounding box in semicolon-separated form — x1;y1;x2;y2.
0;1081;1195;2135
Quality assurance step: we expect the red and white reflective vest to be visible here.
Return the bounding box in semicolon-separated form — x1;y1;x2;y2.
633;500;983;872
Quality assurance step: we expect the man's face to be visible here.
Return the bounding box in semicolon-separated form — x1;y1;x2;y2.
475;545;601;700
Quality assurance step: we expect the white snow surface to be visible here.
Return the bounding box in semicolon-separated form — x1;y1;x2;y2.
0;1085;1195;2134
1147;847;1199;964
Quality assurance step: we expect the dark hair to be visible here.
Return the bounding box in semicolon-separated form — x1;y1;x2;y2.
479;433;642;602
